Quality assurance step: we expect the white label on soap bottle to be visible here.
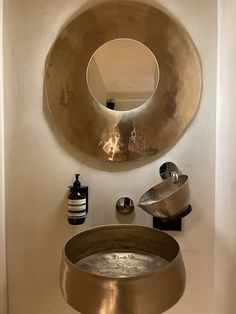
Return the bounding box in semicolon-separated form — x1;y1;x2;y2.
68;211;86;218
68;198;86;205
68;204;86;211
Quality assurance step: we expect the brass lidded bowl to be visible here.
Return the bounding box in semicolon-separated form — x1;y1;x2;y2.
138;175;190;219
60;224;185;314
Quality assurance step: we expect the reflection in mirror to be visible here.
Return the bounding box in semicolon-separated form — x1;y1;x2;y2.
86;38;159;111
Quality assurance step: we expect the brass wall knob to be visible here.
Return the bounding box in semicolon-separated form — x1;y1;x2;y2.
116;197;134;215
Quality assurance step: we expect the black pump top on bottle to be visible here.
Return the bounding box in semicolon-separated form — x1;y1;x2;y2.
72;174;81;189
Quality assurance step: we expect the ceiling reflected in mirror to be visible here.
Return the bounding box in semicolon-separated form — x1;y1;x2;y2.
86;38;159;111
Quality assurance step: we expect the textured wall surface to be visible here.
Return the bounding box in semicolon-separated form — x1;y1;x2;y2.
4;0;216;313
0;0;7;313
215;1;236;313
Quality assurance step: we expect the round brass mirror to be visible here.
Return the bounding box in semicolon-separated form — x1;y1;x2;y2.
45;1;201;162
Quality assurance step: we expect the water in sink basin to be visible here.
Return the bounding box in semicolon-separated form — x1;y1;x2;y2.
76;252;168;278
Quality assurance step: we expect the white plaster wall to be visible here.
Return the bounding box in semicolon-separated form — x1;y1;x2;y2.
0;0;7;312
4;0;216;313
215;1;236;313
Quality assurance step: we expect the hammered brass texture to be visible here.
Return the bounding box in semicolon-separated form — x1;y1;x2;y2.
138;175;190;219
60;225;186;314
45;1;201;162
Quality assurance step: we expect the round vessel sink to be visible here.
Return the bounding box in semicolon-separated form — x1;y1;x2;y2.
138;175;190;219
60;225;185;314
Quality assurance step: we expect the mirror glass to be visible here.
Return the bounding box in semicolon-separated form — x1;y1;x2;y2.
86;38;159;111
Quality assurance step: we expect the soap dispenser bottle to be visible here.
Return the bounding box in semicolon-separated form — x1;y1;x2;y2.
67;174;88;225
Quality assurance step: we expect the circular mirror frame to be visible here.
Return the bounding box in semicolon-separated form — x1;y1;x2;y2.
45;1;202;162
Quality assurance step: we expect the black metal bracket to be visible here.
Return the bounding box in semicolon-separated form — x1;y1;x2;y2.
153;205;192;231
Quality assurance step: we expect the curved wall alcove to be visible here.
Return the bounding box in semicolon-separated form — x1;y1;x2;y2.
4;0;216;314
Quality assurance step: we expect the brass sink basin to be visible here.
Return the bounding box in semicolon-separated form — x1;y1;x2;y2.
138;175;190;219
60;225;185;314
